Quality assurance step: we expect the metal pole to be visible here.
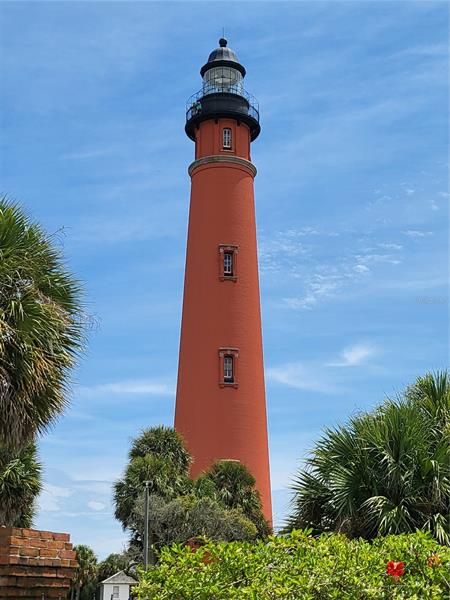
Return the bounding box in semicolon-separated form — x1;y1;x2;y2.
143;481;150;569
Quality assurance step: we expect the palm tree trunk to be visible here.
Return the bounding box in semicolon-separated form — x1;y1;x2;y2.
75;583;81;600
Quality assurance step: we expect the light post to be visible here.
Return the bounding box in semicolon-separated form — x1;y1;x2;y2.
143;480;150;569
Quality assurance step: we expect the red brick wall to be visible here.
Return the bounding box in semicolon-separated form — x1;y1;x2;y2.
0;527;77;598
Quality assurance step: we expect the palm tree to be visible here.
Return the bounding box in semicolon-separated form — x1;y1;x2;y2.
197;460;271;537
97;552;131;583
0;443;41;526
71;545;98;600
114;452;191;533
285;372;450;544
0;200;84;450
129;426;191;473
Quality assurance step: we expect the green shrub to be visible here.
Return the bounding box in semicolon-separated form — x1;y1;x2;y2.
135;531;450;599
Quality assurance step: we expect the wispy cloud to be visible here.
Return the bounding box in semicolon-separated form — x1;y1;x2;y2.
87;500;107;512
283;275;341;310
261;227;409;310
78;379;174;398
328;343;377;367
38;484;73;513
61;148;115;160
266;361;339;393
403;230;434;238
267;342;378;392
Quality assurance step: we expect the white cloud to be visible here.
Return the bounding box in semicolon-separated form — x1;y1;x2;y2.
430;200;439;211
403;230;434;238
378;243;403;250
328;343;377;367
353;264;370;274
282;276;341;310
355;253;402;266
38;483;73;513
87;501;107;511
266;228;406;311
266;362;339;393
268;343;377;393
61;147;114;160
78;379;174;398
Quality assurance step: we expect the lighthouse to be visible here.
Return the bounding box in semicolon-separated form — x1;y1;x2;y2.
175;38;272;522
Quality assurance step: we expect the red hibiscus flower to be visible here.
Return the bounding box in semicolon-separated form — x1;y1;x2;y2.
386;560;405;577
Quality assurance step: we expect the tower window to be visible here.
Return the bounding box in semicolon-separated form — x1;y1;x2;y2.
219;348;239;387
223;252;233;276
223;355;234;382
219;245;238;280
223;127;232;149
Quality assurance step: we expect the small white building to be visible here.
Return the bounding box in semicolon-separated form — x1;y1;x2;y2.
100;570;137;600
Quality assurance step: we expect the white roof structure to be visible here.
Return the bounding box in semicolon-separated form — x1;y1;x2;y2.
101;570;137;585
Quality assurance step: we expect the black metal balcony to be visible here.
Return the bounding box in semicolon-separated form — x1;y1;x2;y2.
185;85;260;142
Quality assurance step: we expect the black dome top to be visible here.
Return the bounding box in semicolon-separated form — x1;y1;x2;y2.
207;38;239;63
200;38;246;77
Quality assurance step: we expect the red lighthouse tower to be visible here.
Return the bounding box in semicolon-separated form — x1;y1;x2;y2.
175;38;272;522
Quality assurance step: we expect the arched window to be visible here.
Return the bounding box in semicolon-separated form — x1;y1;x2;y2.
223;127;232;149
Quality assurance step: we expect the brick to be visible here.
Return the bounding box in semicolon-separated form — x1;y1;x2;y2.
8;536;25;548
19;546;39;558
16;576;42;587
47;540;65;550
39;548;58;558
7;545;20;556
59;549;76;559
25;529;41;539
52;532;70;542
6;527;23;538
56;567;74;578
39;531;53;540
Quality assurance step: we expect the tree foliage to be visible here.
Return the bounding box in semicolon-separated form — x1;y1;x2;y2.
129;426;191;473
0;199;85;450
0;443;41;526
135;530;450;599
131;494;257;549
285;372;450;544
97;552;133;583
114;428;270;553
71;544;98;600
114;454;191;534
196;460;270;537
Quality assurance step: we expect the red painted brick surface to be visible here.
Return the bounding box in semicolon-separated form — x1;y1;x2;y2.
0;527;77;599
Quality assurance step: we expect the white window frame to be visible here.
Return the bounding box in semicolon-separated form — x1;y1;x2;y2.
223;127;232;149
223;355;234;382
218;245;238;281
112;585;120;599
223;252;233;276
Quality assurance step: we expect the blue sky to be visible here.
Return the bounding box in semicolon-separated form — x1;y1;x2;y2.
0;1;448;559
